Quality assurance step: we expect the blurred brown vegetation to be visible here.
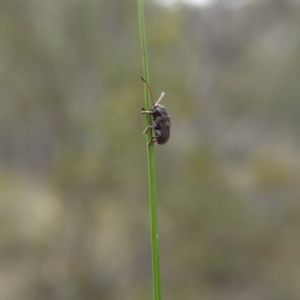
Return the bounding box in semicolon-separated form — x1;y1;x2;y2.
1;0;300;299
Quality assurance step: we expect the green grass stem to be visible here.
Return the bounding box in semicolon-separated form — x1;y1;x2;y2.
138;1;162;300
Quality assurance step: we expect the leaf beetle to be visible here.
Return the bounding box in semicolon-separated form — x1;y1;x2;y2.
141;77;171;146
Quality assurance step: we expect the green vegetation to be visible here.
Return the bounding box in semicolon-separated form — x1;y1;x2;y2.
138;0;161;299
0;1;300;300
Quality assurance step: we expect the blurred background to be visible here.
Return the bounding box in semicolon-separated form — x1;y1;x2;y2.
1;0;300;299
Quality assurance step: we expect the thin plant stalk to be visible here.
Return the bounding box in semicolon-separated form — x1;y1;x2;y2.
138;1;162;300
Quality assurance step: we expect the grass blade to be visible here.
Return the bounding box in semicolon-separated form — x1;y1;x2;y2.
138;1;162;299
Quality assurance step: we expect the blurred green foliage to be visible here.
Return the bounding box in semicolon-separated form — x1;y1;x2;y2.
1;0;300;299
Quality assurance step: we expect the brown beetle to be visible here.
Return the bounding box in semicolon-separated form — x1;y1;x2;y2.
141;77;171;146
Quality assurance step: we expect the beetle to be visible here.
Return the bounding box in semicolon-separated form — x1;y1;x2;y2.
141;77;171;146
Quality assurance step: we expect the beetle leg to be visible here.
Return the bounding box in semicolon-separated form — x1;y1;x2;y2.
148;137;157;146
143;120;156;134
143;125;154;135
141;108;153;115
154;129;161;137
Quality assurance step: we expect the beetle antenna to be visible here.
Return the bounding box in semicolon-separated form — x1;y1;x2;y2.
155;92;165;106
141;77;155;106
